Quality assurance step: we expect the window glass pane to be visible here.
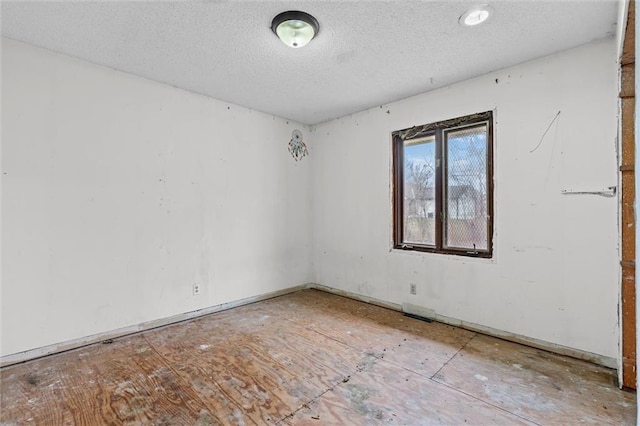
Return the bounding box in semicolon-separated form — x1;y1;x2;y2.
403;136;436;245
444;124;488;251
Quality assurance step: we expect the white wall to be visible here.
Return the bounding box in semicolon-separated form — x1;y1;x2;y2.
1;37;622;363
1;39;312;357
311;38;620;360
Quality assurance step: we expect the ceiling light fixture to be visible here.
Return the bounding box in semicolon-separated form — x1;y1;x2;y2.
459;5;493;27
271;11;319;48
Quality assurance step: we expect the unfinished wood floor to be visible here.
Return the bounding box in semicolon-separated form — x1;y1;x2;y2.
1;289;635;425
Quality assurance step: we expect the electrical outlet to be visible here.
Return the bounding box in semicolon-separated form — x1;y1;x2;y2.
193;283;201;295
410;283;417;295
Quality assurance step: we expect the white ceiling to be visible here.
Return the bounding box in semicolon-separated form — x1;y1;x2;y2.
1;1;621;125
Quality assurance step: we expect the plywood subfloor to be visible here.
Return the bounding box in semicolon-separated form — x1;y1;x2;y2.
1;289;635;424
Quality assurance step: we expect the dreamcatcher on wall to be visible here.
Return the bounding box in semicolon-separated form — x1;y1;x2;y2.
288;129;309;161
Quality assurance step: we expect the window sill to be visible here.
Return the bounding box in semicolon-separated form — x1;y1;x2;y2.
389;246;496;263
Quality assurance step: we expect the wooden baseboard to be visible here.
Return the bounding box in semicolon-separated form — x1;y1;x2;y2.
309;283;402;311
307;283;618;370
2;282;618;371
0;284;308;368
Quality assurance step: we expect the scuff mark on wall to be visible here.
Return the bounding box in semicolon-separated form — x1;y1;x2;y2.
530;110;561;153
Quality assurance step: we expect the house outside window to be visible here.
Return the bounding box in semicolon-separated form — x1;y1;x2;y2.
392;111;494;257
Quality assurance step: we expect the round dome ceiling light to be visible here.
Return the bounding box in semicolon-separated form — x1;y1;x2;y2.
271;11;319;48
459;5;493;27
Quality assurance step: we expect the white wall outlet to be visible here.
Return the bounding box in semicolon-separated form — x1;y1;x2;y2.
193;283;201;295
410;283;417;295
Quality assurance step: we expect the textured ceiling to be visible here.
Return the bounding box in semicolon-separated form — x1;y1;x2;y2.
2;1;620;125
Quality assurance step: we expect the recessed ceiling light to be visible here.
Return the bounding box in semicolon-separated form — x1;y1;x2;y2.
459;5;493;27
271;11;319;48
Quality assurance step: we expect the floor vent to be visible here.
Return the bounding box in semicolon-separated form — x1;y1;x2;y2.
402;302;436;323
402;312;433;323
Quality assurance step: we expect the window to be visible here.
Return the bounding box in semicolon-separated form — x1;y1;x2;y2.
392;111;493;257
